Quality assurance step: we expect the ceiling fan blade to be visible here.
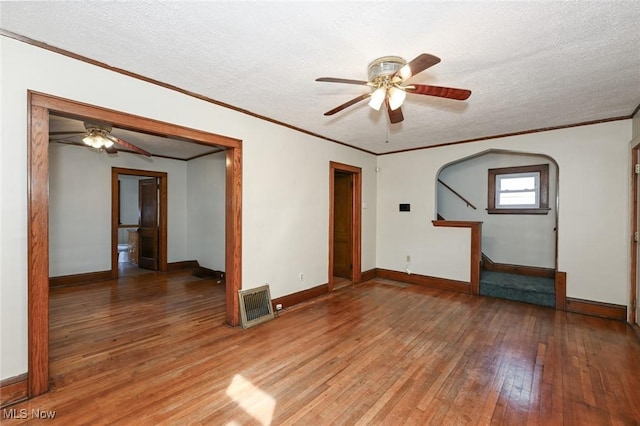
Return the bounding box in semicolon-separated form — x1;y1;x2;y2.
108;135;152;157
323;93;371;116
396;54;441;80
316;77;370;86
407;84;471;100
104;145;118;154
385;99;404;124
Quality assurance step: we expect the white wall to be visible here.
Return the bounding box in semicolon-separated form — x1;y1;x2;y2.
186;151;226;271
378;120;631;306
48;143;188;276
0;37;376;380
119;175;140;226
438;152;557;268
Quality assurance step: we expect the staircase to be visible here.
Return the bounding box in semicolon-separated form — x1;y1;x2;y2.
479;270;555;307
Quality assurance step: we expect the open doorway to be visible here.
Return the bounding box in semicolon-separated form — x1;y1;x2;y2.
27;91;242;397
111;168;168;278
328;162;362;291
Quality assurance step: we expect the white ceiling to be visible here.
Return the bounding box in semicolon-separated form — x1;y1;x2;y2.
2;1;639;155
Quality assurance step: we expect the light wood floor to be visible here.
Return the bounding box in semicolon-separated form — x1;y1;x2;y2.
4;271;640;425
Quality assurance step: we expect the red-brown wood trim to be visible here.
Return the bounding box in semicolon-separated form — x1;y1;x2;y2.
271;283;330;311
379;116;631;156
111;168;169;277
329;162;362;290
1;31;374;156
361;268;377;282
27;91;243;399
555;271;567;310
432;220;482;295
28;99;50;398
630;143;640;323
482;254;556;278
565;297;627;321
226;146;242;327
166;260;200;271
49;271;112;288
0;374;28;408
376;268;471;294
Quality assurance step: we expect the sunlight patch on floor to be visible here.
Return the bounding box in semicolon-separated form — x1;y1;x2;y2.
226;374;276;426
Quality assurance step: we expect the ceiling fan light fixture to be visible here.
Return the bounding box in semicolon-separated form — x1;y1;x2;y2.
388;87;406;111
368;87;386;111
82;131;113;149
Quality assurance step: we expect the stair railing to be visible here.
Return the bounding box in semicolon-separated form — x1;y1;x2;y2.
437;179;477;210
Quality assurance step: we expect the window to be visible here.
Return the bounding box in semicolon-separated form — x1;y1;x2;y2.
487;164;550;214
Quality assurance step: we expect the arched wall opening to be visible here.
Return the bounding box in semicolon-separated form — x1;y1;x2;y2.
435;149;559;270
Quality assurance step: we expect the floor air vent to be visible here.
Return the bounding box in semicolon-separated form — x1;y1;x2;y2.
239;285;275;328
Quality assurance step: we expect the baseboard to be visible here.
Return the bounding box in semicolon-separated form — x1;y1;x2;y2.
166;260;200;271
49;270;111;288
376;268;471;294
565;297;627;321
482;254;555;278
360;269;377;282
0;373;28;408
271;283;329;311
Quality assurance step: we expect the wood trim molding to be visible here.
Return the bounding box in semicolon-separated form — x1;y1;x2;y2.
565;297;627;321
482;253;556;279
328;162;362;290
271;283;329;311
166;260;200;271
27;91;243;400
0;374;28;408
432;220;482;295
377;268;471;294
379;116;631;156
361;269;377;282
1;30;374;156
555;271;566;310
49;271;112;288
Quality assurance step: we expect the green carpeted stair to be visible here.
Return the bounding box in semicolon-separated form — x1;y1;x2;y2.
480;270;555;307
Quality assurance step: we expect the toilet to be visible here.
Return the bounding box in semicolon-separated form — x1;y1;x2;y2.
117;243;130;263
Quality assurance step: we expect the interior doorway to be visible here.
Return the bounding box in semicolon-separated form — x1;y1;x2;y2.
111;168;168;278
328;161;362;291
27;91;242;398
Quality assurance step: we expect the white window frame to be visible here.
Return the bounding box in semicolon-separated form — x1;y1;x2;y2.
495;171;540;209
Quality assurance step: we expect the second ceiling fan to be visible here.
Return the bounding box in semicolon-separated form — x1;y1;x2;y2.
316;53;471;124
50;121;152;157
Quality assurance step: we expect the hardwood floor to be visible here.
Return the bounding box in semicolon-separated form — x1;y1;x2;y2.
4;271;640;424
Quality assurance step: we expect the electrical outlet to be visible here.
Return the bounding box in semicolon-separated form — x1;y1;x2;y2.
299;273;304;281
406;255;411;262
276;303;283;311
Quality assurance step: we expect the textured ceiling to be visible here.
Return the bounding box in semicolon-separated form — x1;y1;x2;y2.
2;1;639;155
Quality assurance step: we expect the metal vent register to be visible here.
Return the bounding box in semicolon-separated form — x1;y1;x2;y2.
238;285;275;328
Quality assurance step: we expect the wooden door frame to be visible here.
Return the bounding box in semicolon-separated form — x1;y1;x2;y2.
328;161;362;291
27;91;243;398
630;143;640;323
111;168;168;277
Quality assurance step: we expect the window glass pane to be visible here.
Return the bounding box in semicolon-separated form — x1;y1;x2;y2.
499;191;537;206
500;176;536;191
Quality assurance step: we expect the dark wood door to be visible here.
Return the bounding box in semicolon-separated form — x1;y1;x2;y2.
333;172;352;278
138;178;159;270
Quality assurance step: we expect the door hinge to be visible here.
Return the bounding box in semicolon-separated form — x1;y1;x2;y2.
635;231;639;242
635;164;640;174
